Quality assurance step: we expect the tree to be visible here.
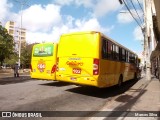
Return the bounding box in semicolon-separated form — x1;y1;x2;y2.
4;52;18;67
0;25;14;66
21;43;38;68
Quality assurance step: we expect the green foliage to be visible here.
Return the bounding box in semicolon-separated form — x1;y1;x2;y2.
4;53;18;66
0;25;14;66
21;43;38;68
0;24;38;68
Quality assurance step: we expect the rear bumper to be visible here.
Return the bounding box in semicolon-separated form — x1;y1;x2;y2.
56;74;99;87
30;72;56;80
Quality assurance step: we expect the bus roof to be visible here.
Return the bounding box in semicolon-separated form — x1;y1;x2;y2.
60;31;138;56
33;42;57;47
100;33;137;56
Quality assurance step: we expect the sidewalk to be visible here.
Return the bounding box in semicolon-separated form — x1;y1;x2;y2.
88;75;160;120
0;68;30;73
0;69;30;79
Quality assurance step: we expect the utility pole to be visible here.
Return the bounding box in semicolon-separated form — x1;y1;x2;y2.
143;0;151;80
118;0;151;80
14;0;29;68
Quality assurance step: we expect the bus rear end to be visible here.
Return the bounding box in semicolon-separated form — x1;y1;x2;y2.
30;43;57;80
56;31;101;87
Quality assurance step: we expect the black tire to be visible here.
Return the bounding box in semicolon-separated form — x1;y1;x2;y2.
118;75;123;87
134;73;137;80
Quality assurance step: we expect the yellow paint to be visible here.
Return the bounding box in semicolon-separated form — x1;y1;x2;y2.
30;42;58;80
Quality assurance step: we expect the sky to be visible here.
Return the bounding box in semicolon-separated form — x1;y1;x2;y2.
0;0;144;55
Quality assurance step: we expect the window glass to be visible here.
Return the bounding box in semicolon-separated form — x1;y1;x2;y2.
112;44;115;60
132;54;135;63
115;45;119;60
119;47;122;61
126;51;129;62
129;53;135;63
122;49;126;61
102;38;107;59
107;41;112;59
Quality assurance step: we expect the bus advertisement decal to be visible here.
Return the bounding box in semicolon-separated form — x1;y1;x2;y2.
66;61;83;66
37;59;46;72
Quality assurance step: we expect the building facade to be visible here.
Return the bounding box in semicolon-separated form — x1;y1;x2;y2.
5;21;26;52
148;0;160;78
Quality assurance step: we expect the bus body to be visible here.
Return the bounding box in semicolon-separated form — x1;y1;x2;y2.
56;31;139;88
30;42;58;80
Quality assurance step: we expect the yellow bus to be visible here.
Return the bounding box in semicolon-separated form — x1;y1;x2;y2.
56;31;140;88
30;42;58;80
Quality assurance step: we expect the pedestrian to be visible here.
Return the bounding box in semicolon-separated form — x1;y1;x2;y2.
14;63;19;77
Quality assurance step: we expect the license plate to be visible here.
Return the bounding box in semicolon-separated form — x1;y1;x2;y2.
73;68;81;74
70;77;77;81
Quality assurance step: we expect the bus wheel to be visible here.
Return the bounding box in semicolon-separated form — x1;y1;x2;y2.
118;75;123;87
134;73;137;80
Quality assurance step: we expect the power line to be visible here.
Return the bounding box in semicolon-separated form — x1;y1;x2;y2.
129;0;143;24
13;0;30;7
136;0;144;13
122;0;143;30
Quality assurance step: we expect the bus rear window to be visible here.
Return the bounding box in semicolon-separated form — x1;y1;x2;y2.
33;44;54;57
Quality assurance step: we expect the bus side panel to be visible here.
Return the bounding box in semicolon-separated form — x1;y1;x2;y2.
127;63;137;80
99;59;124;87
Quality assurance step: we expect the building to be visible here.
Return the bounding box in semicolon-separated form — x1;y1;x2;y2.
148;0;160;78
5;21;26;52
118;0;159;79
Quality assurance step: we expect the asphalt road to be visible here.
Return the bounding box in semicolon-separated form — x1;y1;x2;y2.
0;74;138;120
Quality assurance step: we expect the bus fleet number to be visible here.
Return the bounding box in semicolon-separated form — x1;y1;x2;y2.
73;68;81;74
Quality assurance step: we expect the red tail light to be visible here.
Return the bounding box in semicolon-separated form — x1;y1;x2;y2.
30;64;33;72
93;58;99;75
51;64;56;73
56;57;59;71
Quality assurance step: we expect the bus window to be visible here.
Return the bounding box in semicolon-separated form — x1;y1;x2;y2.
129;53;135;63
133;54;136;63
112;44;115;60
122;48;126;62
107;41;112;59
102;38;107;59
126;51;129;62
115;45;119;60
129;53;132;63
135;56;138;65
119;47;122;61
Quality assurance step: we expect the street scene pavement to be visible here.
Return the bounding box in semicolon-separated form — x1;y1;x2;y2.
0;69;30;85
88;72;160;120
0;69;159;120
